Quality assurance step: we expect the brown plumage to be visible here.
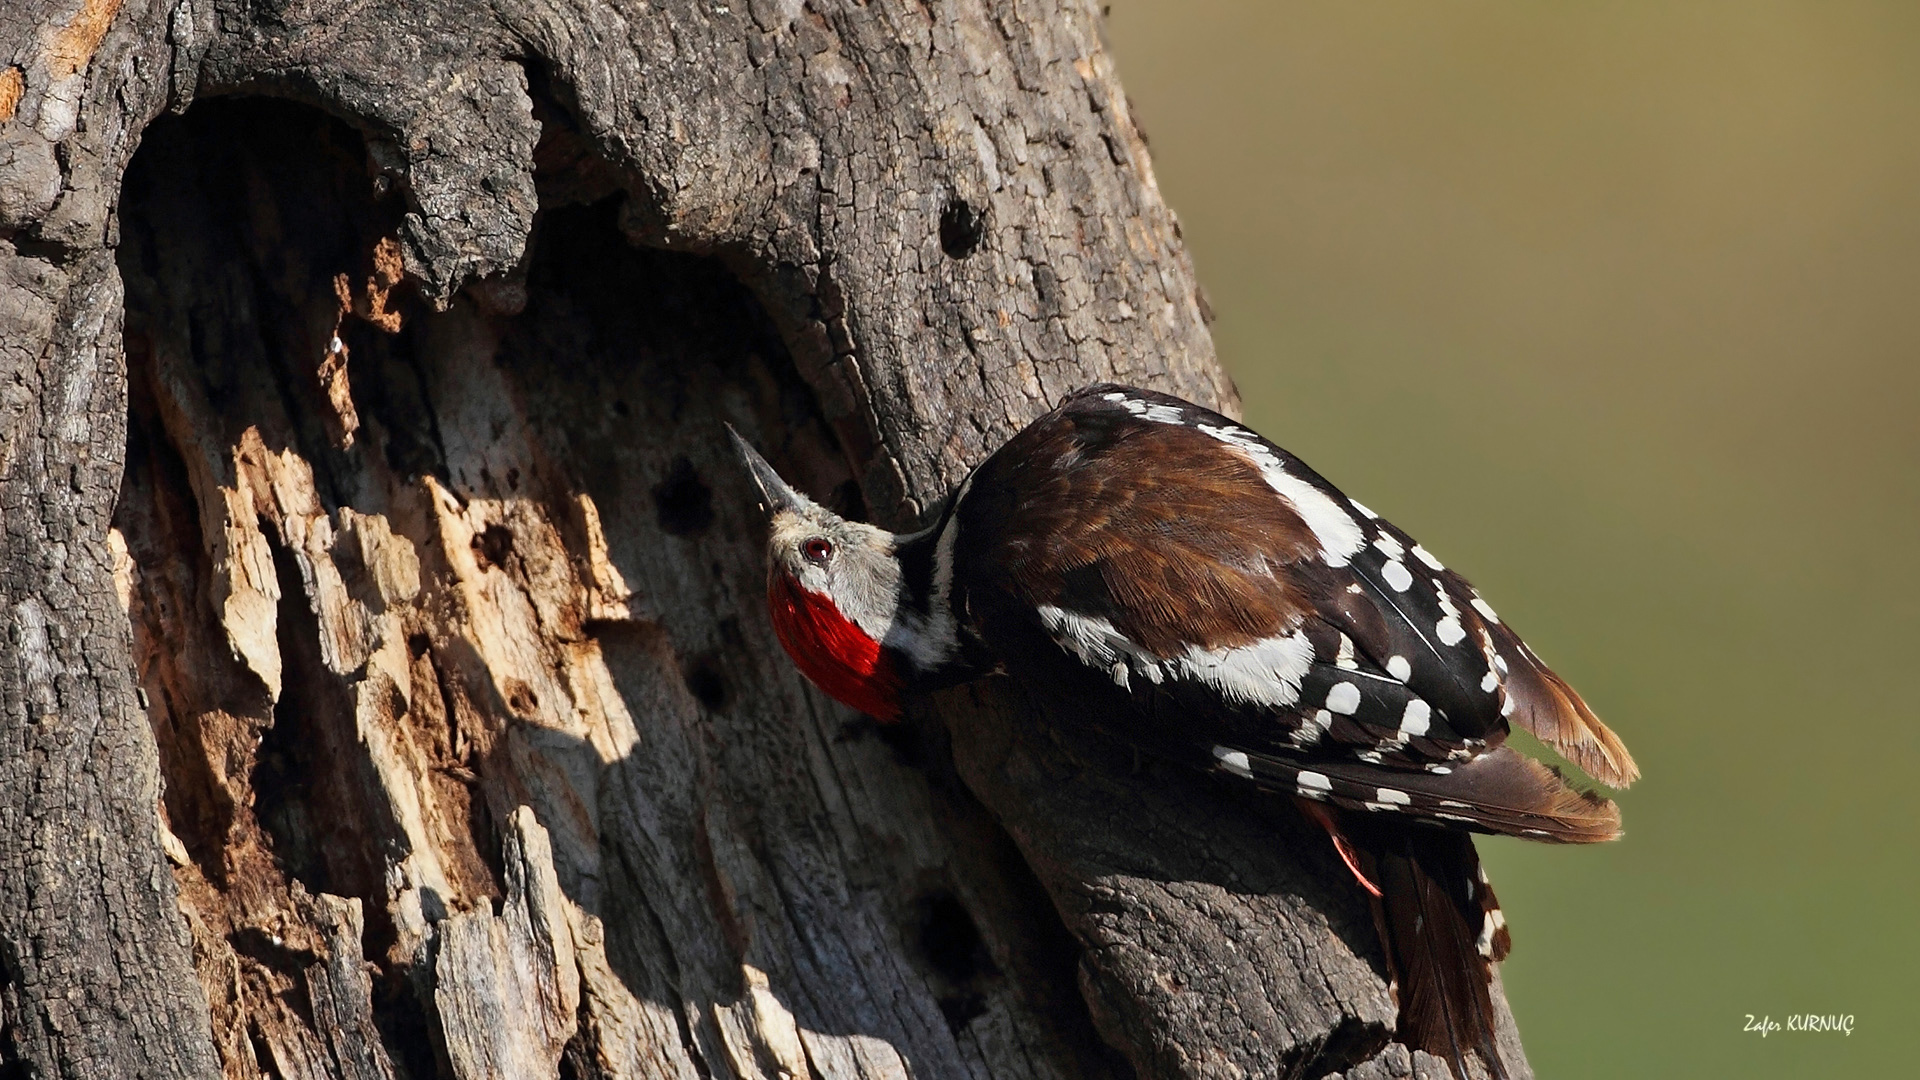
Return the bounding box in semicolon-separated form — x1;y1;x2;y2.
1505;656;1639;789
736;383;1638;1080
945;387;1635;1079
958;410;1322;655
953;386;1636;794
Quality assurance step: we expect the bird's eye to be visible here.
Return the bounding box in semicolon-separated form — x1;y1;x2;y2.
802;538;833;564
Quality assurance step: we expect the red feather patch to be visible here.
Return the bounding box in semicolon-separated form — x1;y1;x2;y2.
768;572;901;721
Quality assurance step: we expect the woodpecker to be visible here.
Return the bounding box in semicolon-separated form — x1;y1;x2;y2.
731;384;1637;1080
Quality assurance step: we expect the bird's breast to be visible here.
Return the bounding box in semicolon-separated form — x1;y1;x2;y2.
768;572;902;721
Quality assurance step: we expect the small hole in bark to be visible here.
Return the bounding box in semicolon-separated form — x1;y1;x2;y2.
939;198;986;259
915;890;995;1031
471;524;513;570
918;891;990;983
506;679;539;715
407;633;431;658
653;455;714;537
683;654;729;711
828;478;867;522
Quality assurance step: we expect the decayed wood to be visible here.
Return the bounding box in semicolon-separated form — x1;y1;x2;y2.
0;2;1532;1079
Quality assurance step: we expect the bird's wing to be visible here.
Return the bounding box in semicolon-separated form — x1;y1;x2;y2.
954;385;1634;838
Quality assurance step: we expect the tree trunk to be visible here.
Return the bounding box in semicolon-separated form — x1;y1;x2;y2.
0;1;1530;1078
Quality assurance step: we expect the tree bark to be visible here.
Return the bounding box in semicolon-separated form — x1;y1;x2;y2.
0;1;1529;1078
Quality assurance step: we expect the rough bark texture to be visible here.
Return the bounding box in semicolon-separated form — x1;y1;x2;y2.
0;1;1530;1078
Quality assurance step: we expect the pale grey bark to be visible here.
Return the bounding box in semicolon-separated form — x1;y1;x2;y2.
0;1;1527;1077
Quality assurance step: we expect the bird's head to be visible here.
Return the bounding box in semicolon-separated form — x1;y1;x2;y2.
729;426;908;720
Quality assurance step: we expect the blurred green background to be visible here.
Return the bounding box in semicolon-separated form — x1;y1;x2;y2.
1104;3;1918;1076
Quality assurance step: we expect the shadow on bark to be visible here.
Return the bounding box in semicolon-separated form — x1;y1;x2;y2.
113;96;1120;1079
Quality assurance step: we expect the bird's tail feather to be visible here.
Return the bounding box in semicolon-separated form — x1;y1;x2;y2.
1348;818;1511;1080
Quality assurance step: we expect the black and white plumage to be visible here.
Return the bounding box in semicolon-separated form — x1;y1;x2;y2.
732;384;1637;1080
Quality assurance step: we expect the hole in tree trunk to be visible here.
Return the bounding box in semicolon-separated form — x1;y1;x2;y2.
111;89;1121;1080
110;93;855;1074
652;455;715;537
939;197;987;259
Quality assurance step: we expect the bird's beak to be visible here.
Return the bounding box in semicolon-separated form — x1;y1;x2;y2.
726;424;809;517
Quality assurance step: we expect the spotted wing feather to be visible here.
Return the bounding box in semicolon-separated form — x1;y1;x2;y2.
1207;742;1620;843
1117;384;1634;786
954;384;1634;833
1341;515;1640;788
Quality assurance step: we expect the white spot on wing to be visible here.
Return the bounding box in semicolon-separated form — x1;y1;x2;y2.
1297;770;1332;792
1326;682;1361;715
1372;532;1405;560
1212;746;1253;777
1411;544;1444;570
1291;716;1324;747
1481;670;1500;693
1430;579;1467;645
1350;499;1380;520
1335;634;1358;670
1471;595;1501;623
1400;699;1431;736
1374;787;1411;805
1385;655;1411;682
1381;559;1414;592
1109;393;1184;424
